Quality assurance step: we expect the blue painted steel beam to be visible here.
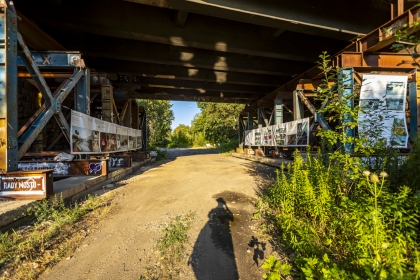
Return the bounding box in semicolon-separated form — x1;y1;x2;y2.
274;99;283;124
17;51;82;68
409;81;418;140
75;68;90;114
0;6;18;172
339;68;355;154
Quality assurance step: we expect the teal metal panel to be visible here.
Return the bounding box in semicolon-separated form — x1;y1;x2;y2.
409;81;418;140
274;99;283;124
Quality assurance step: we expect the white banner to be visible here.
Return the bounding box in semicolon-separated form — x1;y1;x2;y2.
358;75;408;148
243;118;310;147
71;110;142;154
244;130;253;146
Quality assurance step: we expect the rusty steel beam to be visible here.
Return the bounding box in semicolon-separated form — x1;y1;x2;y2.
18;72;72;78
336;52;418;68
353;6;420;53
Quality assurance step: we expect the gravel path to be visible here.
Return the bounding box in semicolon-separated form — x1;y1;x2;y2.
40;148;277;280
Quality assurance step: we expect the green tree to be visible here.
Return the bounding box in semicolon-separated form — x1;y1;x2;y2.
191;103;245;144
136;99;174;148
169;124;193;148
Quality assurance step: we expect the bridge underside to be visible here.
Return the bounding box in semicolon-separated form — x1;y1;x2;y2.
16;0;400;104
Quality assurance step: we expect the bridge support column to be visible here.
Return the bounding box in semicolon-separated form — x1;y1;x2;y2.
274;98;283;124
0;2;18;172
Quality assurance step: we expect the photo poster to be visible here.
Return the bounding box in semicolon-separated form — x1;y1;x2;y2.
358;75;408;148
70;110;142;154
254;128;262;146
274;123;287;146
128;128;137;150
242;118;310;147
136;129;142;149
286;118;310;147
244;130;253;146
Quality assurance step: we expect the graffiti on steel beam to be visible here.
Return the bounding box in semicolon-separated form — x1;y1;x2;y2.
7;136;17;148
0;138;5;148
18;162;70;175
118;74;140;84
88;162;102;174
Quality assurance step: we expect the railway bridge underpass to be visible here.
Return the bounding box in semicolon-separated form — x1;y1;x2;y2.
0;0;419;199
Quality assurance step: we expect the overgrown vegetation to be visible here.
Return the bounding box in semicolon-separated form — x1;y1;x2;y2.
137;99;174;148
257;53;420;279
140;212;195;280
0;194;114;280
166;102;244;150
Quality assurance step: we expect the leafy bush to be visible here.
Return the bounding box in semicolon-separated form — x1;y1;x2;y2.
216;140;238;154
155;149;168;161
258;53;420;279
260;150;420;279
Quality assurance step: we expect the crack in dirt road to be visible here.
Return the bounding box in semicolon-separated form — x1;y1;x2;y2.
40;148;277;280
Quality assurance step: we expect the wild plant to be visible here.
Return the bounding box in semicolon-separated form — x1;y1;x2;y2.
259;53;420;279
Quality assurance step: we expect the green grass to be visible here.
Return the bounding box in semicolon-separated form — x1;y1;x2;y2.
140;211;195;280
257;150;420;279
0;194;113;280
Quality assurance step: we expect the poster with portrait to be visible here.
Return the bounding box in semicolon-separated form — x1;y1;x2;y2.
71;110;143;154
71;110;104;154
244;130;253;146
285;118;309;146
274;123;287;146
358;75;408;148
254;128;262;146
261;126;275;146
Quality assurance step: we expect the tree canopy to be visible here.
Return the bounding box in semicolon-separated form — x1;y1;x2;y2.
191;103;245;144
136;99;174;147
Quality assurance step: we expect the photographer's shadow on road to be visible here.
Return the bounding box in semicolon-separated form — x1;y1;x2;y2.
188;198;238;280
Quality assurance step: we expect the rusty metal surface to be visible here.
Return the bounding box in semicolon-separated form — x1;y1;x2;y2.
109;156;131;168
18;160;108;177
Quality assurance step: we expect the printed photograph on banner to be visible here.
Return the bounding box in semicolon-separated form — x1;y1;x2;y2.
390;117;408;147
359;99;380;112
286;121;298;145
71;126;100;153
104;133;117;152
386;81;405;96
244;130;253;146
116;134;121;150
254;129;262;146
385;98;404;111
296;119;309;145
120;134;129;150
275;124;286;146
100;132;108;152
137;136;142;149
263;127;274;146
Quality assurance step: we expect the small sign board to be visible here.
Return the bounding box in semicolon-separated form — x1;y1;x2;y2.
0;170;53;200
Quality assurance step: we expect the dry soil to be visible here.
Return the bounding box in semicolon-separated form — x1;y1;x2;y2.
40;148;277;280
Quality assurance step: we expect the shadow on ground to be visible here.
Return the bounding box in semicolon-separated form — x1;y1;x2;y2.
189;197;239;280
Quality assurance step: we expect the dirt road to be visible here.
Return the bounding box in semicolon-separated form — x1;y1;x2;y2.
40;148;277;280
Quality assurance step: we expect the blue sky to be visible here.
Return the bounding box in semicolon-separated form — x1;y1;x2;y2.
170;101;201;130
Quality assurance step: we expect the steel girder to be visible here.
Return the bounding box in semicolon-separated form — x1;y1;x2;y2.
16;33;86;160
0;2;18;172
